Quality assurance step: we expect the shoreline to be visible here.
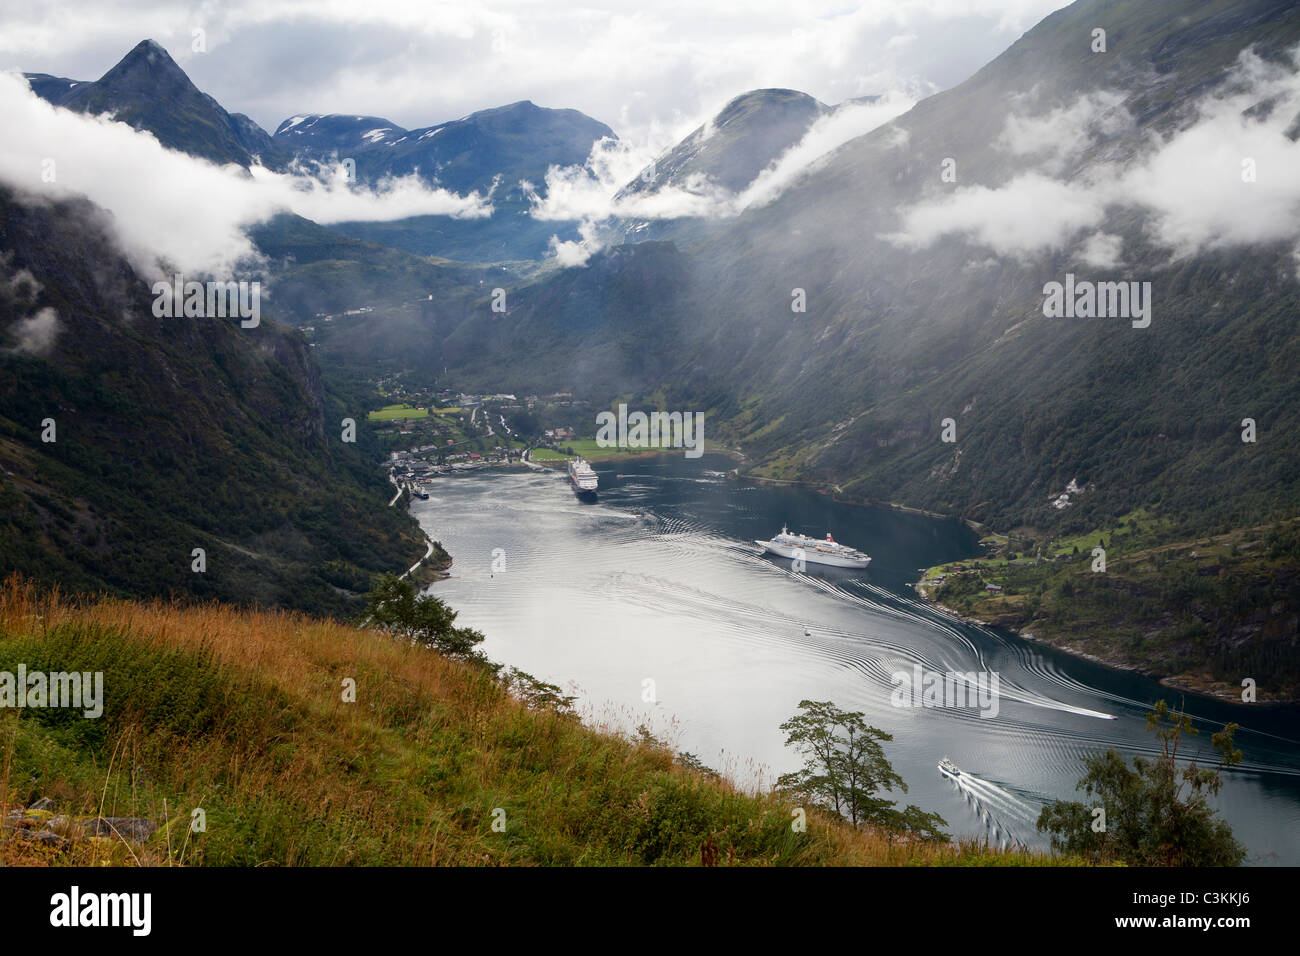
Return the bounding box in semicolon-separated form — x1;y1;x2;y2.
530;444;746;466
912;580;1297;707
732;470;981;530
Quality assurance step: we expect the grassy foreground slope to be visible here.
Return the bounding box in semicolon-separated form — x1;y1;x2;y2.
0;577;1057;867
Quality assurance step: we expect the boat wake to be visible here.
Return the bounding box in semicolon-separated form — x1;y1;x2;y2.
940;760;1044;850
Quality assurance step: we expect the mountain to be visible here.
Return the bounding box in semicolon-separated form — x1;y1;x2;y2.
276;101;615;261
610;88;880;244
622;89;828;198
601;0;1300;534
25;39;287;169
274;100;614;195
24;42;612;262
0;185;439;614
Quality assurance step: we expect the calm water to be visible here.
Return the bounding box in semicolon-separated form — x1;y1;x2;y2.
411;453;1300;864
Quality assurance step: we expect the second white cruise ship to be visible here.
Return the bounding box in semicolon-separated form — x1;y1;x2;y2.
755;525;870;568
567;456;598;499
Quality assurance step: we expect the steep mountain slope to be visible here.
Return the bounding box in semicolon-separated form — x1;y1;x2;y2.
635;0;1300;535
26;40;287;169
0;186;436;614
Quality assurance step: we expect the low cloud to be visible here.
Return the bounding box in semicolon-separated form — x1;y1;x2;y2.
1120;49;1300;254
1078;232;1123;268
997;89;1130;174
549;218;602;268
733;95;918;211
252;159;493;225
525;135;713;223
0;71;491;279
885;172;1105;258
535;93;915;224
884;46;1300;265
1;259;41;300
0;253;59;355
532;91;915;264
6;306;60;355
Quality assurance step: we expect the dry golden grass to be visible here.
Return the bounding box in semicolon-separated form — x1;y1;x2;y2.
0;575;1064;866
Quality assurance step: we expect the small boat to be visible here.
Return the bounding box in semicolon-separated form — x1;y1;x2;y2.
938;757;962;779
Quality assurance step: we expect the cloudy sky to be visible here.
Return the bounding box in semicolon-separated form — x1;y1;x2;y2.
6;1;1297;280
4;0;1069;140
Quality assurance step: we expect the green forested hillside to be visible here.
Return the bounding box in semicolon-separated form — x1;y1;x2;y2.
0;188;438;615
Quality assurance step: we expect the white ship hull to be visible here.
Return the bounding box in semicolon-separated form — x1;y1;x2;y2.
567;457;598;497
755;528;871;569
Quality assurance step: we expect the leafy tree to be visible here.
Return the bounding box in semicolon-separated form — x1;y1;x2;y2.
676;751;719;779
777;700;946;839
363;573;488;662
1037;699;1246;866
502;666;577;715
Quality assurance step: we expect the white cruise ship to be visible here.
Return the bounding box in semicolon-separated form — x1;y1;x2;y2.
755;525;870;568
567;456;598;498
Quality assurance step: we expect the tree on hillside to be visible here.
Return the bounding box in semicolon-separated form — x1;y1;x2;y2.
1037;699;1246;866
777;700;946;840
363;574;488;663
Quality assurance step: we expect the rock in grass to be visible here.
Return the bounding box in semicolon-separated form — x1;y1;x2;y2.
82;818;157;843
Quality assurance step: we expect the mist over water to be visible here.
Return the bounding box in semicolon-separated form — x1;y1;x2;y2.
412;453;1300;864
